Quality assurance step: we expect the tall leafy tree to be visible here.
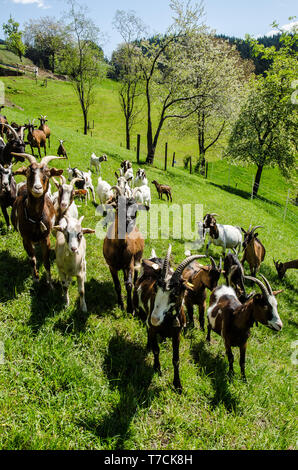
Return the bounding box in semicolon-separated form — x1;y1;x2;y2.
2;16;26;63
226;24;298;196
112;10;147;150
62;0;106;135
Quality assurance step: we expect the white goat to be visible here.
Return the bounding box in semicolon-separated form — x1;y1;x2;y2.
203;214;243;256
52;176;80;231
133;186;151;207
90;153;107;174
54;216;95;312
96;177;114;204
134;168;148;187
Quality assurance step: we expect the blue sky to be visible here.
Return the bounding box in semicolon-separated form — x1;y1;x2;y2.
1;0;297;57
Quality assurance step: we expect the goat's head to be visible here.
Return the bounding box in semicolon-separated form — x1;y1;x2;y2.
2;124;26;159
25;120;37;134
120;160;132;173
136;168;146;179
0;163;13;194
149;246;207;327
273;259;286;280
12;153;64;198
244;274;283;331
38;115;48;126
115;172;131;197
54;216;95;254
203;213;219;238
53;175;83;211
241;225;263;250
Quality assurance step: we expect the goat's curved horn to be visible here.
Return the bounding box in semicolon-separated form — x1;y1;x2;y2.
162;245;172;281
11;152;37;165
132;187;142;198
3;123;19;140
170;255;207;286
259;274;273;296
209;257;216;269
40;156;65;166
244;276;269;298
111;185;122;196
210;213;219;217
70;177;83;186
251;225;264;234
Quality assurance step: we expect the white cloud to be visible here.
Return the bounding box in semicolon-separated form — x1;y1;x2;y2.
10;0;50;9
265;21;298;37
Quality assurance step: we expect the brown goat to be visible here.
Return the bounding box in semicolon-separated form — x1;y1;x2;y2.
273;259;298;280
207;275;283;380
57;140;68;159
11;152;64;284
25;121;47;159
152;180;172;202
241;225;266;276
182;257;222;330
38;115;51;148
134;246;206;392
103;185;149;313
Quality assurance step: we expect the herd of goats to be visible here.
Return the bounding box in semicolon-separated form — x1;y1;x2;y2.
0;110;297;393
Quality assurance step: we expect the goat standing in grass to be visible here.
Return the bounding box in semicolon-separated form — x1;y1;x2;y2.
241;225;265;276
54;216;95;312
207;275;283;380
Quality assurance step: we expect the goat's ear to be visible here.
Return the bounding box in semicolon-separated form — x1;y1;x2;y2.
183;280;195;291
241;227;246;234
142;259;160;271
137;204;150;212
273;290;283;296
82;228;96;235
13;166;27;177
254;233;259;238
50;168;63;178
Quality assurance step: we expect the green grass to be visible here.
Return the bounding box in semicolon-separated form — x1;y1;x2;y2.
0;45;34;68
0;75;297;450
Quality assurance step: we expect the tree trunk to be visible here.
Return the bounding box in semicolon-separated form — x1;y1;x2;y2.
126;118;130;150
253;164;263;197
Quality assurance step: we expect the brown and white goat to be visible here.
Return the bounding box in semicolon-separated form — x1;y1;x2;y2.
273;259;298;280
152;180;172;202
11;152;64;284
38;115;51;148
182;257;222;330
103;185;149;313
241;225;266;276
25;121;47;159
207;275;283;380
134;246;206;392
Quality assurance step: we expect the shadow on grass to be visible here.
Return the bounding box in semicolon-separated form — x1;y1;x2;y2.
190;339;238;413
209;182;282;207
0;250;31;302
78;332;157;449
28;278;66;334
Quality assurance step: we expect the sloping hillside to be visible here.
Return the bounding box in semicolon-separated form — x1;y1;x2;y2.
0;75;297;450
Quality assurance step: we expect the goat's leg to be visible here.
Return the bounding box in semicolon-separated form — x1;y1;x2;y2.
89;186;96;203
43;141;47;157
239;343;247;382
77;274;87;312
206;323;212;342
41;237;53;287
225;344;234;379
148;328;161;375
23;239;39;281
198;300;206;331
109;267;124;310
123;263;134;314
172;331;182;393
60;273;70;306
1;205;11;229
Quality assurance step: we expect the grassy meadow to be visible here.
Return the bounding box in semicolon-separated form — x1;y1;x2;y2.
0;74;297;450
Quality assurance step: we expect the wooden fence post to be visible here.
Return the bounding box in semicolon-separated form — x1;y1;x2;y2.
165;142;168;171
137;134;141;164
172;152;176;167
